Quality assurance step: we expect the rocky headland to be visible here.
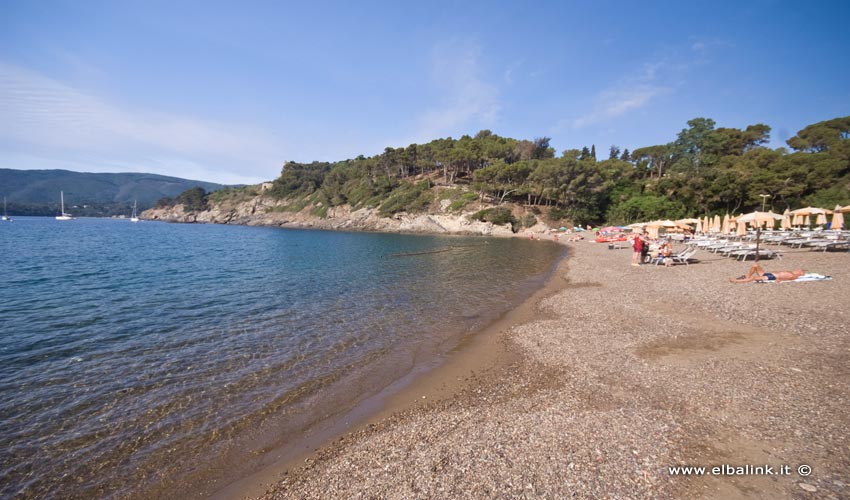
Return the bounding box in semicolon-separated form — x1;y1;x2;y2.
141;186;553;237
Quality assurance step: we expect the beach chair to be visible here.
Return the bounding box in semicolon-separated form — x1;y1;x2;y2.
730;248;780;261
670;246;697;265
653;246;697;266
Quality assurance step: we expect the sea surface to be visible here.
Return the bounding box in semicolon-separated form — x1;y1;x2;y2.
0;217;564;499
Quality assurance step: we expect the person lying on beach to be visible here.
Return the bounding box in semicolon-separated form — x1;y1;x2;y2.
728;264;805;283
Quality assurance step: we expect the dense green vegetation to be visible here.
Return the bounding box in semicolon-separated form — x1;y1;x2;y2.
156;186;208;213
170;116;850;227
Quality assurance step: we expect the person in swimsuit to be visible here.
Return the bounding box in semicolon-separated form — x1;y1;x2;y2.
631;233;645;266
729;264;805;283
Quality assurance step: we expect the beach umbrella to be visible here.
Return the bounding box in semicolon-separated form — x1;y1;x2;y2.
702;216;710;233
791;206;832;217
816;212;827;226
722;214;731;235
695;219;703;233
736;211;785;262
838;205;850;213
675;218;701;225
763;214;776;230
781;209;792;230
832;205;845;230
643;220;669;239
791;207;831;227
712;215;721;232
736;216;747;237
645;220;673;228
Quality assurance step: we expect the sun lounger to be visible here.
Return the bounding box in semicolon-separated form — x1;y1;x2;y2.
670;247;697;265
652;246;697;266
728;248;782;261
805;239;849;251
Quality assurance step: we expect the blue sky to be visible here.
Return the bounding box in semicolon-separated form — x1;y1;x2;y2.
1;0;849;185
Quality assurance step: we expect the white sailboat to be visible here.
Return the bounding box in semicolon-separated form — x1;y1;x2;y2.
56;191;74;220
2;197;9;221
130;200;140;222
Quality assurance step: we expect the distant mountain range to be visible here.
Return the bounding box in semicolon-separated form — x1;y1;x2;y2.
0;169;228;216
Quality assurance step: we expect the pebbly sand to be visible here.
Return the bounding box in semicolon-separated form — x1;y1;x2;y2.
240;239;849;499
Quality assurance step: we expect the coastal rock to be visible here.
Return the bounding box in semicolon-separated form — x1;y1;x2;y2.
141;191;535;237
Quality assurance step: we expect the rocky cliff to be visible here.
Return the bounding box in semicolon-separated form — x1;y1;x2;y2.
141;189;554;237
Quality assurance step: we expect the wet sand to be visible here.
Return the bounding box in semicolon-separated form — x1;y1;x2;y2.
242;239;850;499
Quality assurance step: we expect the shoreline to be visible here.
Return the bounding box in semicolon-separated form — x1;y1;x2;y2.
252;240;849;499
210;238;571;500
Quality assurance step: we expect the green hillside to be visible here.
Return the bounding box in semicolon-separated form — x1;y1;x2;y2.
0;169;227;216
162;115;849;229
253;115;850;226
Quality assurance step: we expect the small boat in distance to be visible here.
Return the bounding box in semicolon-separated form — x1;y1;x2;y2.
56;191;74;220
130;200;140;223
2;197;10;221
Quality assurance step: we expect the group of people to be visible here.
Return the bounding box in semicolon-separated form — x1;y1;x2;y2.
628;232;808;283
630;233;673;267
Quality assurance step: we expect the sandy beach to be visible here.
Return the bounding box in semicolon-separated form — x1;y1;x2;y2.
245;239;849;499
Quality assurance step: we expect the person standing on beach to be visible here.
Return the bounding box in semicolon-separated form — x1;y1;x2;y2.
631;233;644;266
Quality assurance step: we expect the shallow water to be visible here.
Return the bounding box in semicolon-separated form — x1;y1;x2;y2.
0;218;564;499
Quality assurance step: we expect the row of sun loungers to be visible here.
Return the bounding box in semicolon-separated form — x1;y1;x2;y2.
685;230;849;260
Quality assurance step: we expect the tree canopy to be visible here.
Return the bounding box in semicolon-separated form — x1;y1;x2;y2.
174;117;850;226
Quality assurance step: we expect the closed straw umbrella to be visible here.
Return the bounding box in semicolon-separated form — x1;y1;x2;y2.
736;215;747;237
782;209;792;230
833;205;845;230
722;214;730;235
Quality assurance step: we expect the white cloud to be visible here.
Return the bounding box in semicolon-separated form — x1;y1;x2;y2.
0;62;285;184
571;85;669;129
565;60;671;130
690;37;733;52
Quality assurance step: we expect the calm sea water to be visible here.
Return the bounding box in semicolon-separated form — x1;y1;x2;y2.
0;218;564;499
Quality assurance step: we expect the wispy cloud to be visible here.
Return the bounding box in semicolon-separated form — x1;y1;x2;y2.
690;37;733;52
503;59;524;85
565;61;672;130
0;62;284;184
404;40;500;143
